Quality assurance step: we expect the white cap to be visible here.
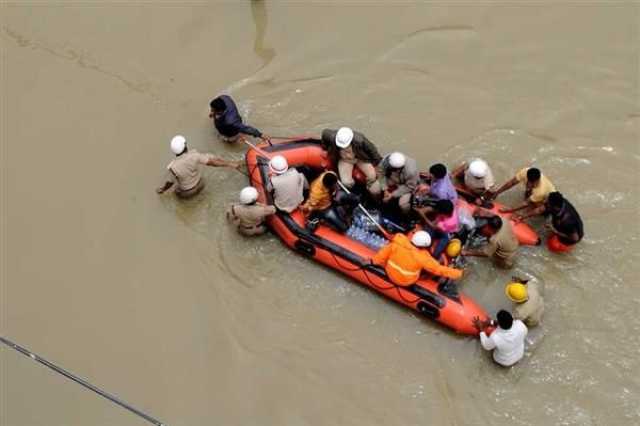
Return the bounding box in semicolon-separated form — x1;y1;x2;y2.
239;186;259;205
411;231;432;248
269;155;288;174
170;135;186;155
335;127;354;149
388;152;406;169
468;159;488;178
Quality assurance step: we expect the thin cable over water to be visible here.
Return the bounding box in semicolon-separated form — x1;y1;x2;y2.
0;336;165;426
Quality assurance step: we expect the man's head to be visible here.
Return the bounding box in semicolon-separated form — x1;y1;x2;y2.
388;152;406;170
239;187;259;205
468;159;489;179
322;172;338;190
496;310;513;330
170;135;187;156
335;127;354;149
525;167;541;190
435;199;454;216
269;155;289;175
547;191;564;214
209;97;226;118
429;163;448;180
480;215;502;237
411;231;432;248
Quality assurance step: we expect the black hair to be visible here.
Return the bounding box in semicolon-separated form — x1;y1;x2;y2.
497;310;513;330
429;163;447;179
487;215;503;230
526;167;541;182
435;199;454;215
547;191;564;208
210;97;226;112
322;172;338;188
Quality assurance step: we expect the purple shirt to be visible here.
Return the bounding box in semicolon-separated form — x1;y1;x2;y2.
430;175;458;202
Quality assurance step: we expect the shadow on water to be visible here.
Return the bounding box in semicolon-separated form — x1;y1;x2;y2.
251;0;276;69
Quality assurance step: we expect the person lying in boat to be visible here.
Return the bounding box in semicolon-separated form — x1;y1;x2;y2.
156;135;241;199
209;95;270;144
487;167;556;216
320;127;382;197
266;155;308;213
462;215;519;269
450;158;497;205
379;152;419;215
227;187;276;236
414;199;460;259
517;191;583;253
371;231;463;287
300;171;358;233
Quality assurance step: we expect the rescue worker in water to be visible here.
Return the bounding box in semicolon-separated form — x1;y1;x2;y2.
371;231;464;286
156;135;241;198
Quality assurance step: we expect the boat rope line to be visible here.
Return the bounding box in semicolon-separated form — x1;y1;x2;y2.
0;336;166;426
326;249;421;304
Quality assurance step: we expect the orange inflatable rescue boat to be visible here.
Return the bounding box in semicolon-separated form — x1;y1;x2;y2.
245;137;492;335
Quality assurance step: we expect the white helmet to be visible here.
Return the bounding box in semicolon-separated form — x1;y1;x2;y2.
388;152;406;169
239;186;259;205
170;135;187;155
335;127;354;149
411;231;432;248
269;155;288;174
468;159;488;178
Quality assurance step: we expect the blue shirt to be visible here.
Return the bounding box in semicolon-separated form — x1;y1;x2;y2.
430;175;458;202
214;95;262;138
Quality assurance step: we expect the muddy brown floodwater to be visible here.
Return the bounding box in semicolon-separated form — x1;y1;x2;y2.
1;2;639;426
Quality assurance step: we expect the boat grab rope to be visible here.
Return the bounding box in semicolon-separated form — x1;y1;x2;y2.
326;250;421;305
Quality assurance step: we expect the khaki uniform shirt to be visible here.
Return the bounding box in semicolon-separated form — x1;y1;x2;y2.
167;150;214;191
227;203;276;234
464;163;496;194
484;220;519;262
515;167;556;204
270;169;307;213
514;281;545;327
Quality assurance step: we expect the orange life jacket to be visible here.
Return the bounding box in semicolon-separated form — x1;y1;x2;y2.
372;234;463;286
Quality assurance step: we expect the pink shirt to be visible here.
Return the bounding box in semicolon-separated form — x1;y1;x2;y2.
436;208;460;233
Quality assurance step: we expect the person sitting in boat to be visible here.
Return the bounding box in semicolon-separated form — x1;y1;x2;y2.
505;277;544;327
426;163;458;203
415;199;459;259
371;231;463;287
451;158;497;205
300;171;357;233
379;152;419;214
517;191;583;253
156;135;241;198
462;215;519;269
226;187;276;236
267;155;308;213
488;167;556;216
473;310;528;367
209;95;270;144
320;127;382;197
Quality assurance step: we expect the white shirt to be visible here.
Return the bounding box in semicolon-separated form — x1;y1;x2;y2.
480;320;528;367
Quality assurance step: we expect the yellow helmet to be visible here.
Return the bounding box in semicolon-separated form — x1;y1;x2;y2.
505;282;528;303
445;239;462;258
